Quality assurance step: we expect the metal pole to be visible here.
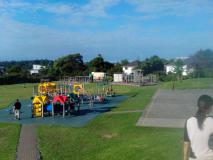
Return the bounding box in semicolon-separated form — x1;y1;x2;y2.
42;103;44;118
52;102;54;117
63;104;65;118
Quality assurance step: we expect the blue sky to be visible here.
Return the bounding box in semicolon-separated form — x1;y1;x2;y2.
0;0;213;62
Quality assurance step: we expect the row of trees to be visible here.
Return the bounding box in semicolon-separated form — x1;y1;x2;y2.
0;49;213;84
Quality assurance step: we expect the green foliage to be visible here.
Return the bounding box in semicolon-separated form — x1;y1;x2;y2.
87;54;115;74
120;59;129;66
53;53;86;76
139;55;165;75
188;49;213;78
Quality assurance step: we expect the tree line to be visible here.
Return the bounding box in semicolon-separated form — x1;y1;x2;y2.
0;49;213;84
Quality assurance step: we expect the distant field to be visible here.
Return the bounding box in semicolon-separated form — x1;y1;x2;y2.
0;123;20;160
0;83;35;108
161;78;213;89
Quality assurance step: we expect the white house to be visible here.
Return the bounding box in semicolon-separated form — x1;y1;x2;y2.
165;65;175;74
30;64;45;75
165;64;192;76
122;61;140;75
91;72;106;81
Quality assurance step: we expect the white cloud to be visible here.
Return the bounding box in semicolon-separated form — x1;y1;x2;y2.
80;0;121;17
126;0;213;16
0;0;120;17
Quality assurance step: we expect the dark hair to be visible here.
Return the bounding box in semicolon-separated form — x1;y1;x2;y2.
196;95;213;130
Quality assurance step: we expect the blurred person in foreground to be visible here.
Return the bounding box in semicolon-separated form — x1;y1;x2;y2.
184;95;213;160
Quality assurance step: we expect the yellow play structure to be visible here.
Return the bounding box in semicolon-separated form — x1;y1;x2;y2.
38;82;56;95
73;83;84;95
32;96;49;117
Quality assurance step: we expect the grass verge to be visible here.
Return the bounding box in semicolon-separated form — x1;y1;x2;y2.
0;123;20;160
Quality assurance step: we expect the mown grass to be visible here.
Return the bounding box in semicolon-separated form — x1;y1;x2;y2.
0;123;20;160
0;83;34;108
112;85;157;111
161;78;213;89
38;114;183;160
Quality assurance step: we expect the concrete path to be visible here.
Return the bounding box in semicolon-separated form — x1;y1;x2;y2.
16;125;40;160
136;89;213;128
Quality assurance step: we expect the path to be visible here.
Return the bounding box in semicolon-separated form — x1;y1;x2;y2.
16;125;40;160
136;89;213;128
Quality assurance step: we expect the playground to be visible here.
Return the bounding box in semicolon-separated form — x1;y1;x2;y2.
0;78;127;127
1;78;213;160
0;95;126;127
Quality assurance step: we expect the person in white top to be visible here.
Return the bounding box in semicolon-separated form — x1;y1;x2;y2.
184;95;213;160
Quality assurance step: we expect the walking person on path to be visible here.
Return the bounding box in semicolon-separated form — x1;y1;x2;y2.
14;99;21;120
184;95;213;160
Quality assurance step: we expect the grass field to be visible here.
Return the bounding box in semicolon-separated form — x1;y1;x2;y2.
0;83;34;108
0;123;20;160
1;78;213;160
38;114;182;160
161;78;213;89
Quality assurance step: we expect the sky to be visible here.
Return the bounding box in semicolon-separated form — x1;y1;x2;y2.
0;0;213;62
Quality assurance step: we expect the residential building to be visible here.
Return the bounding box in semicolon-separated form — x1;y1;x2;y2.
122;60;140;75
30;64;45;75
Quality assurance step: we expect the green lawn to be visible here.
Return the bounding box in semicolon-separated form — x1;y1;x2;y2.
0;83;34;108
161;78;213;89
38;114;182;160
0;123;20;160
112;85;157;111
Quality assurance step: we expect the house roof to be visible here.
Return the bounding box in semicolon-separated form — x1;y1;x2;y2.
123;60;140;67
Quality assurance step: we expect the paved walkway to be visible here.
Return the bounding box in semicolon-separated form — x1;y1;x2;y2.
136;89;213;128
16;125;40;160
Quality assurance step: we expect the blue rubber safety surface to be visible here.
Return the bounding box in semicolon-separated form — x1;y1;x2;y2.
0;96;127;127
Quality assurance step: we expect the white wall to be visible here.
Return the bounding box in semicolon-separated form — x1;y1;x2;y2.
165;65;191;76
166;65;175;74
33;65;44;70
113;74;123;82
92;72;106;80
30;64;45;74
122;66;134;75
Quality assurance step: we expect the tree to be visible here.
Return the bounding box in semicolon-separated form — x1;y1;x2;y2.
53;53;85;76
88;54;105;72
188;49;213;77
120;59;129;66
140;55;165;75
174;59;184;80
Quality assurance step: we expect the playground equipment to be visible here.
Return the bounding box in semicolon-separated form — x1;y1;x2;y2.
38;82;56;95
52;95;73;117
73;83;84;95
32;96;50;117
31;77;116;119
105;85;115;97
